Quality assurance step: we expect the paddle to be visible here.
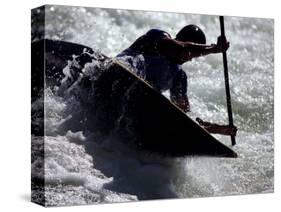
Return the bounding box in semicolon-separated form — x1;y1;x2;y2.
219;16;236;146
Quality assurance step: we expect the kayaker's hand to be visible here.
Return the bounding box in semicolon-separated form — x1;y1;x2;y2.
171;95;190;113
228;125;238;136
214;36;229;53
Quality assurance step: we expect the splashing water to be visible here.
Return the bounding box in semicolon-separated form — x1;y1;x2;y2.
32;5;274;206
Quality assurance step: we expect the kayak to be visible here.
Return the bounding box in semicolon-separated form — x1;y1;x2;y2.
32;39;237;158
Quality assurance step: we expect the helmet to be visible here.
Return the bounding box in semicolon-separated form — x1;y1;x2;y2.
176;25;206;44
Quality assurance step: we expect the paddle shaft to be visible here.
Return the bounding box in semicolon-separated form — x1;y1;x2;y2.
219;16;236;146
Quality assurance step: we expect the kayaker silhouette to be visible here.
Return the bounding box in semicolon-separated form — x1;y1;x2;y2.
116;25;237;136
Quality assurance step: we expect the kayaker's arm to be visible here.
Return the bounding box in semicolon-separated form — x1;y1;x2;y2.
196;118;237;136
158;36;229;64
170;68;190;112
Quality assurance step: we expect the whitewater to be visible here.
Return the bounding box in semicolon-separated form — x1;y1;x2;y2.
31;5;274;206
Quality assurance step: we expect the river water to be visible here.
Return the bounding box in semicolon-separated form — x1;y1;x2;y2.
31;5;274;206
